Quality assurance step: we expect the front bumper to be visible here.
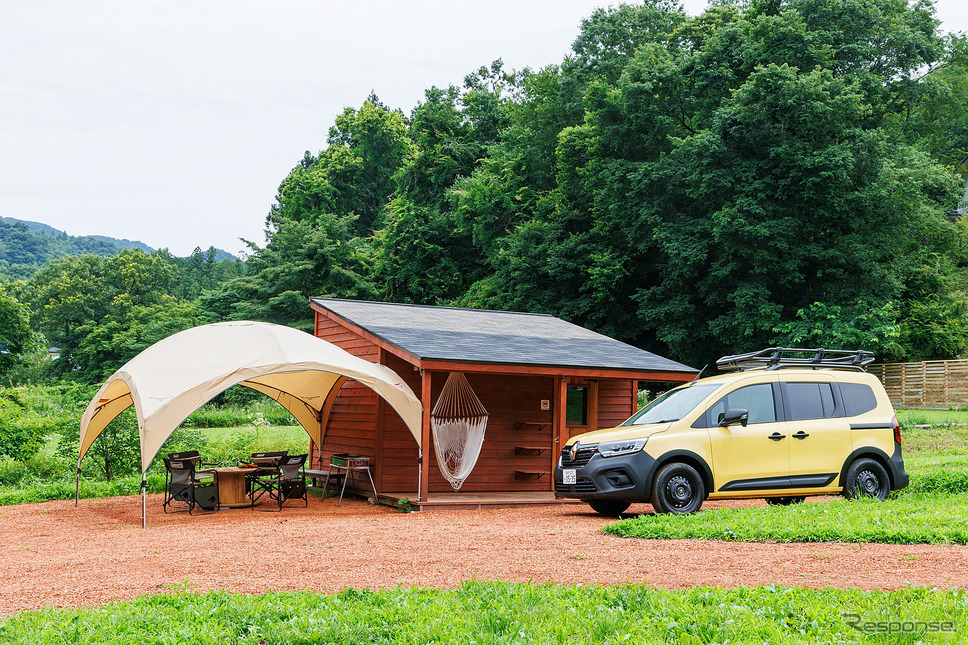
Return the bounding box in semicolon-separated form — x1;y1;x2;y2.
554;449;657;502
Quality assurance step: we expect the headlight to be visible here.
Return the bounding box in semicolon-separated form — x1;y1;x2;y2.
597;439;647;458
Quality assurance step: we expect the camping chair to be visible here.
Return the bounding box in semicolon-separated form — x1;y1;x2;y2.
163;457;218;515
243;451;287;505
266;454;308;511
167;450;217;473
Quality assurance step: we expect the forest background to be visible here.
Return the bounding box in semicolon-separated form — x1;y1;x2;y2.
2;0;968;390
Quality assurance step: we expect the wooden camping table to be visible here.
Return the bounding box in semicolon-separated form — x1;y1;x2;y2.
211;466;256;508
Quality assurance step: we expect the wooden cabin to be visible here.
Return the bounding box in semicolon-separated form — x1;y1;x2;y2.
309;298;697;509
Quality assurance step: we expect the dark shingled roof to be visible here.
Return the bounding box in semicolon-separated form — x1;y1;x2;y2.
312;298;696;375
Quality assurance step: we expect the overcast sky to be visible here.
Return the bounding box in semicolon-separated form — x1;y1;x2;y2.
1;1;966;258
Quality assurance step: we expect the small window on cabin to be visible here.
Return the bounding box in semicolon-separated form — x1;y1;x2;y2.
567;386;588;425
787;382;838;420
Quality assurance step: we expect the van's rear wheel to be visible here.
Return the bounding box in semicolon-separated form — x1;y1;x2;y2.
842;458;890;500
587;500;631;516
652;462;705;514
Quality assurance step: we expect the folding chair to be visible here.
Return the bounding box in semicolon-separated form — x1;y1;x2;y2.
163;457;218;515
269;454;308;511
244;451;287;505
167;450;217;473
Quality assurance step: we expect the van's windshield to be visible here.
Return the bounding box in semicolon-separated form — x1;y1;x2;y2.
621;383;720;426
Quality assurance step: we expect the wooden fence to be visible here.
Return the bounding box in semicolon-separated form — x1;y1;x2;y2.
868;359;968;408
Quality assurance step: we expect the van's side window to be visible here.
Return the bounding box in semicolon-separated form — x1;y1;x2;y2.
786;382;837;420
841;383;878;416
704;383;776;427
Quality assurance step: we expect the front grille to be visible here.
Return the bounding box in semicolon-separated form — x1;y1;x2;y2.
560;446;597;468
556;480;597;494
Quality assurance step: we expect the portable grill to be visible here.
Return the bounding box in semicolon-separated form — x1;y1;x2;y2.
323;454;378;507
330;453;370;469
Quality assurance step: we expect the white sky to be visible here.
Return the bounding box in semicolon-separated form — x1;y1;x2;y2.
1;1;966;258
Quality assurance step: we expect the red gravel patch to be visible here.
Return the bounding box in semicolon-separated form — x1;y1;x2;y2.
1;494;966;616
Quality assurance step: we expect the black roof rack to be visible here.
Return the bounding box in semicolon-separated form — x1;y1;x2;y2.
716;347;875;372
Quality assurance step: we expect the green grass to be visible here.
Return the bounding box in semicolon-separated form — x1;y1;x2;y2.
896;409;968;427
604;416;968;545
604;495;968;544
1;582;966;644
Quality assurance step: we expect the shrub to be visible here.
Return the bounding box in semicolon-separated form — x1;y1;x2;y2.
0;392;47;461
901;469;968;496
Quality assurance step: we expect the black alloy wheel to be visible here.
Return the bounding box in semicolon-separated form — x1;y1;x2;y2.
842;457;891;501
651;462;705;514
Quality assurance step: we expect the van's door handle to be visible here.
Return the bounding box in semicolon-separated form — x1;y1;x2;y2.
768;433;786;442
793;431;810;440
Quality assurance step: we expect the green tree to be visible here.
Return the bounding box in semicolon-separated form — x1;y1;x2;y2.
772;302;904;361
57;408;141;481
208;213;374;330
900;35;968;168
372;67;516;304
73;299;205;380
472;0;961;367
23;249;190;380
0;285;35;379
307;95;413;233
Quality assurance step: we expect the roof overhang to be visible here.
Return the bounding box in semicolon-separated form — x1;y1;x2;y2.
311;299;697;381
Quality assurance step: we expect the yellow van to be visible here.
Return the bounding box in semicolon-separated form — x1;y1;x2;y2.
554;348;908;515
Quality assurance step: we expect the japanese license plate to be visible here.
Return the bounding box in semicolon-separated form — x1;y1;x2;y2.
562;469;577;485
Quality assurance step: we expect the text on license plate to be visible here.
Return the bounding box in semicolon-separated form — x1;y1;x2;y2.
562;469;577;485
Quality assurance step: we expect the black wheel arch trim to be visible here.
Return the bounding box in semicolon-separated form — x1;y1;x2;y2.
651;449;714;495
839;446;895;488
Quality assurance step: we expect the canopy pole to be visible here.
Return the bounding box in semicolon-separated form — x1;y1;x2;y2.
74;463;81;507
140;475;147;529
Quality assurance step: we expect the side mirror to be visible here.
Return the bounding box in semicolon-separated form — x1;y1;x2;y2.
718;408;749;428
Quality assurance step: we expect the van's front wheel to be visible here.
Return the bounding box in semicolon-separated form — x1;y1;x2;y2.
652;462;705;514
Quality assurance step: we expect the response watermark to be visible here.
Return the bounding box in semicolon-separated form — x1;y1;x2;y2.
843;613;956;635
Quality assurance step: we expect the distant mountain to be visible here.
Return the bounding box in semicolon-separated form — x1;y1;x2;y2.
0;217;238;279
1;217;62;237
89;235;154;254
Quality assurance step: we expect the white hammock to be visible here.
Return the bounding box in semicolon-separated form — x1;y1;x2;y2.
431;372;488;490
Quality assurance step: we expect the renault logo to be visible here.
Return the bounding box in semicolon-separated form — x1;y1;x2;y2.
569;442;580;462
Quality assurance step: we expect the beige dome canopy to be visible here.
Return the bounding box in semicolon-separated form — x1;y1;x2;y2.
79;320;423;475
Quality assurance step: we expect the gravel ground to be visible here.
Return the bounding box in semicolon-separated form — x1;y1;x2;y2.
1;494;966;616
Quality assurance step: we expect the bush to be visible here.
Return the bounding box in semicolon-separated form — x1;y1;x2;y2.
0;392;48;461
200;427;309;467
901;469;968;496
181;397;296;429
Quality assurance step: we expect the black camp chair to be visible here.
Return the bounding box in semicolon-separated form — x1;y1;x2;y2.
243;451;287;505
266;454;308;511
167;450;217;472
163;457;218;515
